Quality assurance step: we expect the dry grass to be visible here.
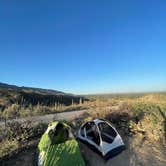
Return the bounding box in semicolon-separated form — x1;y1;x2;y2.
1;93;166;160
0;103;89;119
0;121;47;159
76;93;166;143
0;139;18;158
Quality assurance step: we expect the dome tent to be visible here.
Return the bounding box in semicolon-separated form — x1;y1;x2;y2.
77;119;125;160
38;121;85;166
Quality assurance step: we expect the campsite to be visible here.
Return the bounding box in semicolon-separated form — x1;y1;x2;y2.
1;0;166;165
0;86;166;165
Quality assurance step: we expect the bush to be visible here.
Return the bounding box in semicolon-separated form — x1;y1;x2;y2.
2;104;20;119
4;121;47;142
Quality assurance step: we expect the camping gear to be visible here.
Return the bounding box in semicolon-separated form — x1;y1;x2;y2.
77;119;125;160
38;121;85;166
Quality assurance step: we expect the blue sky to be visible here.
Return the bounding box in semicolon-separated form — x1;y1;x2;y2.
0;0;166;94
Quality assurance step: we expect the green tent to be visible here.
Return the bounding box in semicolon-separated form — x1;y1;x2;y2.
38;121;85;166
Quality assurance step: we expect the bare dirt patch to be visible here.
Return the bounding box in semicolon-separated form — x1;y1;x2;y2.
79;135;166;166
0;146;36;166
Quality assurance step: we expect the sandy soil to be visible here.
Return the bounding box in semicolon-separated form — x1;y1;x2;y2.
79;135;166;166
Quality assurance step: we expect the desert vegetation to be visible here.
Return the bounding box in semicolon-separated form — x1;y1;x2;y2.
71;93;166;165
0;83;87;120
86;93;166;142
0;92;166;165
0;120;47;159
0;101;87;120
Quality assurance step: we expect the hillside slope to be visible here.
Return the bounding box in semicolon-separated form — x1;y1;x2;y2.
0;82;84;111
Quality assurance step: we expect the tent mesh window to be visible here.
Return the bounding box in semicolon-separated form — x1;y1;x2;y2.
98;122;117;143
85;122;100;145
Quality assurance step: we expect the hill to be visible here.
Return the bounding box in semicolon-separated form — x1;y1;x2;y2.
0;82;84;111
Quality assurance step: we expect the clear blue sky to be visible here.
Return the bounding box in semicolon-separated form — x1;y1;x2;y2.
0;0;166;94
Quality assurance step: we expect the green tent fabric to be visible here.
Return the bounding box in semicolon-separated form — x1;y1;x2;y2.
38;121;85;166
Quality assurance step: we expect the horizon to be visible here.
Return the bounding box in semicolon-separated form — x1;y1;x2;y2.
1;81;166;95
1;1;166;94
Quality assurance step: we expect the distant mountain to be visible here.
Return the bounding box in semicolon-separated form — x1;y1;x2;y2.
0;82;66;95
0;82;84;110
0;82;18;89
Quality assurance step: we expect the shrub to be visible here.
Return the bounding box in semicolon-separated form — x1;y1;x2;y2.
2;104;20;119
4;121;47;142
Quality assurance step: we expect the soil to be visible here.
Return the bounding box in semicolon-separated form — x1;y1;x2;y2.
1;136;166;166
79;135;166;166
0;147;37;166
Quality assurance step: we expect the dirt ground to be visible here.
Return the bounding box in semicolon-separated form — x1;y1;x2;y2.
0;147;37;166
79;135;166;166
1;135;166;166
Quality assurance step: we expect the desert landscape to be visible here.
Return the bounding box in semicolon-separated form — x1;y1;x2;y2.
0;83;166;166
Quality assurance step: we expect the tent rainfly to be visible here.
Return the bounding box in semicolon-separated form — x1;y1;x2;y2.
38;121;85;166
77;119;125;160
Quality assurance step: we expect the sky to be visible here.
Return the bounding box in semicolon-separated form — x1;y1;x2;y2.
0;0;166;94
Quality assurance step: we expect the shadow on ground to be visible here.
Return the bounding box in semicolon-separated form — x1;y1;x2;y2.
79;134;166;166
0;146;37;166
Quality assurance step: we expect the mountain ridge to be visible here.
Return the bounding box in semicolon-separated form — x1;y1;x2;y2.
0;82;84;110
0;82;70;96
